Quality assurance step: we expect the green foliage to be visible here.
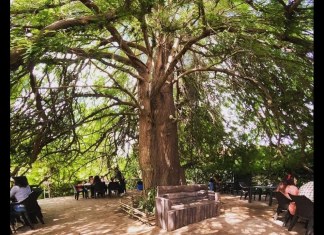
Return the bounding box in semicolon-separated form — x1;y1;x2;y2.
10;0;313;191
138;188;156;214
117;151;141;181
48;182;73;198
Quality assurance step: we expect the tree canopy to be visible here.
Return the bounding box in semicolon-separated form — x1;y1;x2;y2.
10;0;313;191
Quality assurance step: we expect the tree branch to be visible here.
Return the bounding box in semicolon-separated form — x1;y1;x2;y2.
104;24;147;73
151;29;212;97
98;59;145;82
74;93;137;108
98;37;149;55
10;0;78;15
67;47;134;68
79;0;100;14
43;12;117;32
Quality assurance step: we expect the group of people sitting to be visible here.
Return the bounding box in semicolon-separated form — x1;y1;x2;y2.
276;172;314;217
75;168;127;198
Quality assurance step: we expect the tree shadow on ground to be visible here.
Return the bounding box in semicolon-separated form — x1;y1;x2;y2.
14;192;305;235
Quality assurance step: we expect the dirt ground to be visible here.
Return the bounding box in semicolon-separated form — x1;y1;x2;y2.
13;191;306;235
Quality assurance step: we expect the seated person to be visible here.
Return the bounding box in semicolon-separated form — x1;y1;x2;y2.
298;180;314;233
10;176;32;225
100;176;108;193
108;178;120;196
86;176;95;198
89;176;94;184
276;175;299;216
93;175;106;197
10;176;32;203
298;181;313;202
276;171;293;192
76;181;88;198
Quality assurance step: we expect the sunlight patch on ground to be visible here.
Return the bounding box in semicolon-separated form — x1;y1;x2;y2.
223;212;246;224
273;219;284;226
209;220;223;227
268;233;290;235
126;225;153;234
229;206;249;213
240;227;267;234
15;194;306;235
270;220;299;234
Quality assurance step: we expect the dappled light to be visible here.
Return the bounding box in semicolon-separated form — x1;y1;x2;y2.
10;0;313;198
10;1;313;234
14;193;305;234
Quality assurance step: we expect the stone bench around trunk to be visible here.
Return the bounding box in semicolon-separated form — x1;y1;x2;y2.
155;184;221;231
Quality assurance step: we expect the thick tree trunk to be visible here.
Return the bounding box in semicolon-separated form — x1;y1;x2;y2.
151;82;182;186
138;77;154;189
138;73;184;190
137;34;187;190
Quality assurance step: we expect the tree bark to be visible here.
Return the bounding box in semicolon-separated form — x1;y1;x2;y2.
138;74;154;190
151;81;182;187
138;71;184;190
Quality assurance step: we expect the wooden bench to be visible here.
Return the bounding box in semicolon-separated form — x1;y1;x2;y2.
155;184;221;231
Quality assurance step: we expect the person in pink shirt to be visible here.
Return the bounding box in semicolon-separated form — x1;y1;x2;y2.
284;176;299;215
276;175;299;215
276;171;293;193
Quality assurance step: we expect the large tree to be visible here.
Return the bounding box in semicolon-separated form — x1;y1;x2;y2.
10;0;313;189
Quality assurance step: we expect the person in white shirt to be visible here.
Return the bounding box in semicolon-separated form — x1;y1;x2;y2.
10;176;32;203
298;181;314;202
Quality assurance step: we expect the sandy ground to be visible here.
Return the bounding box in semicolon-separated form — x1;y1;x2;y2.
12;191;306;235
